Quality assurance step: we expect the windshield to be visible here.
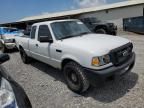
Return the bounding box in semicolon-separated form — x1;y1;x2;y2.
51;21;91;40
88;18;101;23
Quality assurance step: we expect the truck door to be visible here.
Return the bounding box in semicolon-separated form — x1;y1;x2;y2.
29;26;40;59
35;25;52;64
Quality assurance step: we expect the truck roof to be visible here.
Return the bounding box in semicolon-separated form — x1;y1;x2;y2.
32;19;80;26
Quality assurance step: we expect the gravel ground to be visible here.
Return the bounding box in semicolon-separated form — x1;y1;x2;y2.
2;31;144;108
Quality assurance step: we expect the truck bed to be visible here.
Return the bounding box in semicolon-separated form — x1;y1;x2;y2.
15;35;30;50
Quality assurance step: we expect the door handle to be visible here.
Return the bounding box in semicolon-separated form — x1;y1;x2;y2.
35;44;39;47
56;49;62;53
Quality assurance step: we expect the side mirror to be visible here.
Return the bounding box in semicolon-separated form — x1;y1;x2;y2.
39;36;53;43
0;54;10;64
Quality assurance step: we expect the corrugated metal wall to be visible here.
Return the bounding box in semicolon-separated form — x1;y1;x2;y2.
123;16;144;34
78;4;144;29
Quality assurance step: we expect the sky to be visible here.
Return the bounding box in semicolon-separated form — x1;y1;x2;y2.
0;0;125;23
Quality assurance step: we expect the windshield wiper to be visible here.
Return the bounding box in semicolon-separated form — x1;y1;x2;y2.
60;35;76;40
78;32;91;36
59;32;91;40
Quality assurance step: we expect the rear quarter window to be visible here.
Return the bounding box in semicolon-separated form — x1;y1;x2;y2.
31;26;37;39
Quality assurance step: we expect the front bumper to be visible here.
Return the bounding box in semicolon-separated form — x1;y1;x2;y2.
5;43;16;49
83;52;135;86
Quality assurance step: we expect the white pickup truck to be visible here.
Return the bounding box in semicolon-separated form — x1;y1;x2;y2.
16;19;135;93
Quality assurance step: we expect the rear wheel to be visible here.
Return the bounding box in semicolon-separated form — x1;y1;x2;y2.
20;48;31;64
63;61;90;93
95;28;106;34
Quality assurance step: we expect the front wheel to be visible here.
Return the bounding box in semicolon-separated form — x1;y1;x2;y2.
63;61;90;93
20;49;31;64
95;29;106;34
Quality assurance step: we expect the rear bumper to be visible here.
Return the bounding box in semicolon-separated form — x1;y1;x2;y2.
5;43;16;49
83;52;135;86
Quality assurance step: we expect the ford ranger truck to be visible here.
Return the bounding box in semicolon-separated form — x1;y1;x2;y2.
16;19;135;93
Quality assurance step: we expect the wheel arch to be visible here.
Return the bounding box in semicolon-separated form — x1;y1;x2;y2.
61;56;81;71
95;25;108;32
19;45;23;50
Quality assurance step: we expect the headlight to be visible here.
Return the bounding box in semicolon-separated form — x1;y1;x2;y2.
0;78;18;108
92;54;110;67
4;39;15;43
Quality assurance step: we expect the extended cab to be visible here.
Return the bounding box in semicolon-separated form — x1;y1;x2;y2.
16;19;135;93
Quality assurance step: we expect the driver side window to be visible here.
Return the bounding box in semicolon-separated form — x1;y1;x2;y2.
38;25;52;41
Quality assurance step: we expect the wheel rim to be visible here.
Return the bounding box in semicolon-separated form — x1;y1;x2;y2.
71;73;77;83
67;68;79;85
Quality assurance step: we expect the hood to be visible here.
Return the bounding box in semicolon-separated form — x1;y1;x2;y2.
2;34;16;39
59;34;130;56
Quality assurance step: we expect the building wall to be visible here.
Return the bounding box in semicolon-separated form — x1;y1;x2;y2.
78;4;144;29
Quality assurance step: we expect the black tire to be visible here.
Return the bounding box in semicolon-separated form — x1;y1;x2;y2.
113;32;117;36
1;44;7;53
95;29;106;34
63;61;90;93
20;48;31;64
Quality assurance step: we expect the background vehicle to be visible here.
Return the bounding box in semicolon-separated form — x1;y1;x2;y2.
16;19;135;93
80;17;117;35
0;27;22;52
0;53;32;108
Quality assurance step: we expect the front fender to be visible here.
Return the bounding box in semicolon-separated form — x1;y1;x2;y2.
61;54;81;66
